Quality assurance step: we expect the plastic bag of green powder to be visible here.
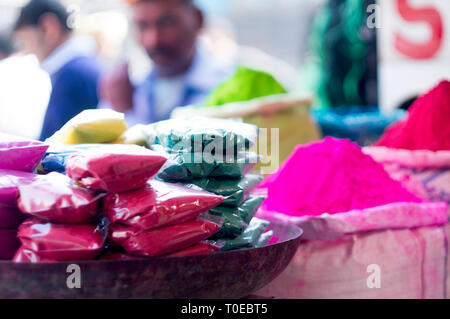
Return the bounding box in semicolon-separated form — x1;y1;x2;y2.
203;66;287;107
147;117;259;153
239;196;266;224
209;205;247;239
156;147;259;181
254;231;274;248
208;196;266;239
185;175;263;207
220;218;270;251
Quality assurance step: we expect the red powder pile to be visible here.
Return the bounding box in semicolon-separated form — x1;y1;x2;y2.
375;80;450;151
261;137;422;216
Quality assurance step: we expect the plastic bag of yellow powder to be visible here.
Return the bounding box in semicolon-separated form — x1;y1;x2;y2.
203;66;287;107
46;109;128;145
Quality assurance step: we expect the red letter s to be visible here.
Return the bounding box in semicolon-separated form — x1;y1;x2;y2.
395;0;443;59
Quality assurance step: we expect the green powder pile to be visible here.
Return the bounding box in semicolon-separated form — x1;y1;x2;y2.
203;66;287;107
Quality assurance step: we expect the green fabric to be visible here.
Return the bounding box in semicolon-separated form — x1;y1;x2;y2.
185;174;263;207
298;0;371;109
203;66;287;107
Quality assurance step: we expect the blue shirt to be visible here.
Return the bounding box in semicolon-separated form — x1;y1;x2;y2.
124;45;233;126
39;56;101;141
39;36;101;141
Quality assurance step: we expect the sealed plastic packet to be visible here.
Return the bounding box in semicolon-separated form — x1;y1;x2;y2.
46;109;128;145
0;206;26;229
38;144;110;174
254;231;274;248
113;124;149;146
66;145;167;193
239;196;266;224
0;169;39;207
0;133;48;172
209;205;248;239
157;149;259;181
109;215;223;257
221;218;270;251
17;172;103;224
208;196;266;239
184;174;263;207
14;217;108;262
0;229;20;260
166;241;222;257
103;179;225;230
147;117;259;153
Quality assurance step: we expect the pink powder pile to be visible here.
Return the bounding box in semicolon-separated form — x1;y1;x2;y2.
261;137;422;217
375;80;450;151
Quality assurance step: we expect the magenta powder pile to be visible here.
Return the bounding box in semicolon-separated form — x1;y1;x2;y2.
261;137;422;217
375;80;450;151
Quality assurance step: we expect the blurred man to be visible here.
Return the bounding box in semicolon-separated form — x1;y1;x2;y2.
101;0;232;125
14;0;102;140
0;35;15;61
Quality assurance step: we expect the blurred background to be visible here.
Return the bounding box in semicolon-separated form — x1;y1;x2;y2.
0;0;448;139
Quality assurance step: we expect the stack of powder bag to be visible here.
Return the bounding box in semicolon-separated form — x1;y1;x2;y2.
13;173;108;262
13;144;168;262
256;137;448;299
0;133;49;260
63;144;225;258
147;118;271;250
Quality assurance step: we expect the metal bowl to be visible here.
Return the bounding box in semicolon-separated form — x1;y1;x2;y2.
0;221;302;299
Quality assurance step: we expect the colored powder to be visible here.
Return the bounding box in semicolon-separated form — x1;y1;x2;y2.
261;137;422;217
166;242;220;257
17;172;102;224
375;80;450;151
0;206;26;229
183;174;263;207
203;66;287;107
0;169;39;207
0;229;20;260
0;133;48;172
16;218;107;262
104;179;224;231
66;144;167;193
109;218;221;257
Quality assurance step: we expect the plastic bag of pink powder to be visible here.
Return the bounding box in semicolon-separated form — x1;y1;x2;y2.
0;206;26;229
99;253;143;261
109;218;222;257
0;133;49;172
0;169;39;207
17;172;102;224
13;247;55;263
104;180;225;231
66;145;167;193
0;229;20;260
16;218;107;262
166;242;221;257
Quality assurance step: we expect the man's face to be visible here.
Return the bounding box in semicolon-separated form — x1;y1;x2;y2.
15;26;47;62
131;0;202;76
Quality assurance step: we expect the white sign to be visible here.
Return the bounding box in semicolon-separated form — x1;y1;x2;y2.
377;0;450;111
